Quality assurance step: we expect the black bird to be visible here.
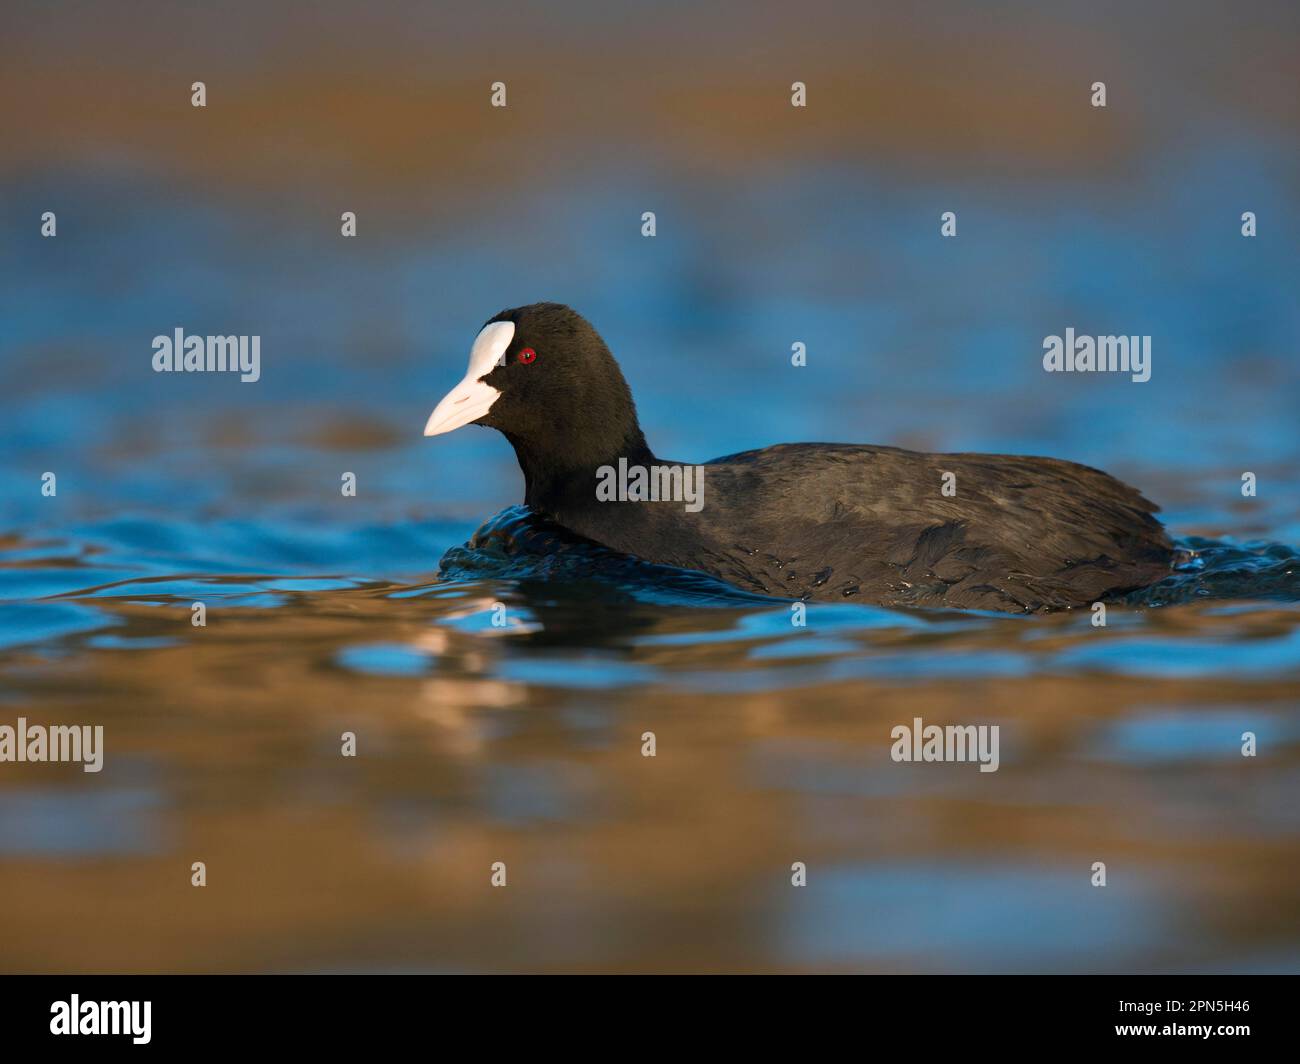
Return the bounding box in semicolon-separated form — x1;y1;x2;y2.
425;302;1174;612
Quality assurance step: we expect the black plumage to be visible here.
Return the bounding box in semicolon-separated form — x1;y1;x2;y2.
432;302;1174;612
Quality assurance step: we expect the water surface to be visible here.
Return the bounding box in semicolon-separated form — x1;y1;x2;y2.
2;0;1298;973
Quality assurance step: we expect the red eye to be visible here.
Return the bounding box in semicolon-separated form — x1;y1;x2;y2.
517;347;537;365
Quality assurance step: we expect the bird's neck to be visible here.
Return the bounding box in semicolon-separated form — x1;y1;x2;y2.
505;428;656;515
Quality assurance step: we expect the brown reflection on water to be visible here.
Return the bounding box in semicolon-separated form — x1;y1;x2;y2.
4;1;1297;209
1;576;1298;972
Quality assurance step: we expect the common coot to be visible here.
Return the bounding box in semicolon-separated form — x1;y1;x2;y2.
424;303;1174;612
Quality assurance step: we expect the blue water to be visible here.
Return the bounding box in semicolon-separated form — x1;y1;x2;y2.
2;115;1298;970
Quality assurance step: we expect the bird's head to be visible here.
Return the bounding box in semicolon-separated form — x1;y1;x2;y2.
424;303;651;492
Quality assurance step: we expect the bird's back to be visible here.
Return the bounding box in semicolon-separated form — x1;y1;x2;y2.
583;442;1175;612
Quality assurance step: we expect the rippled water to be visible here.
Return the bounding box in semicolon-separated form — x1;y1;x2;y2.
2;497;1299;972
3;0;1299;973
